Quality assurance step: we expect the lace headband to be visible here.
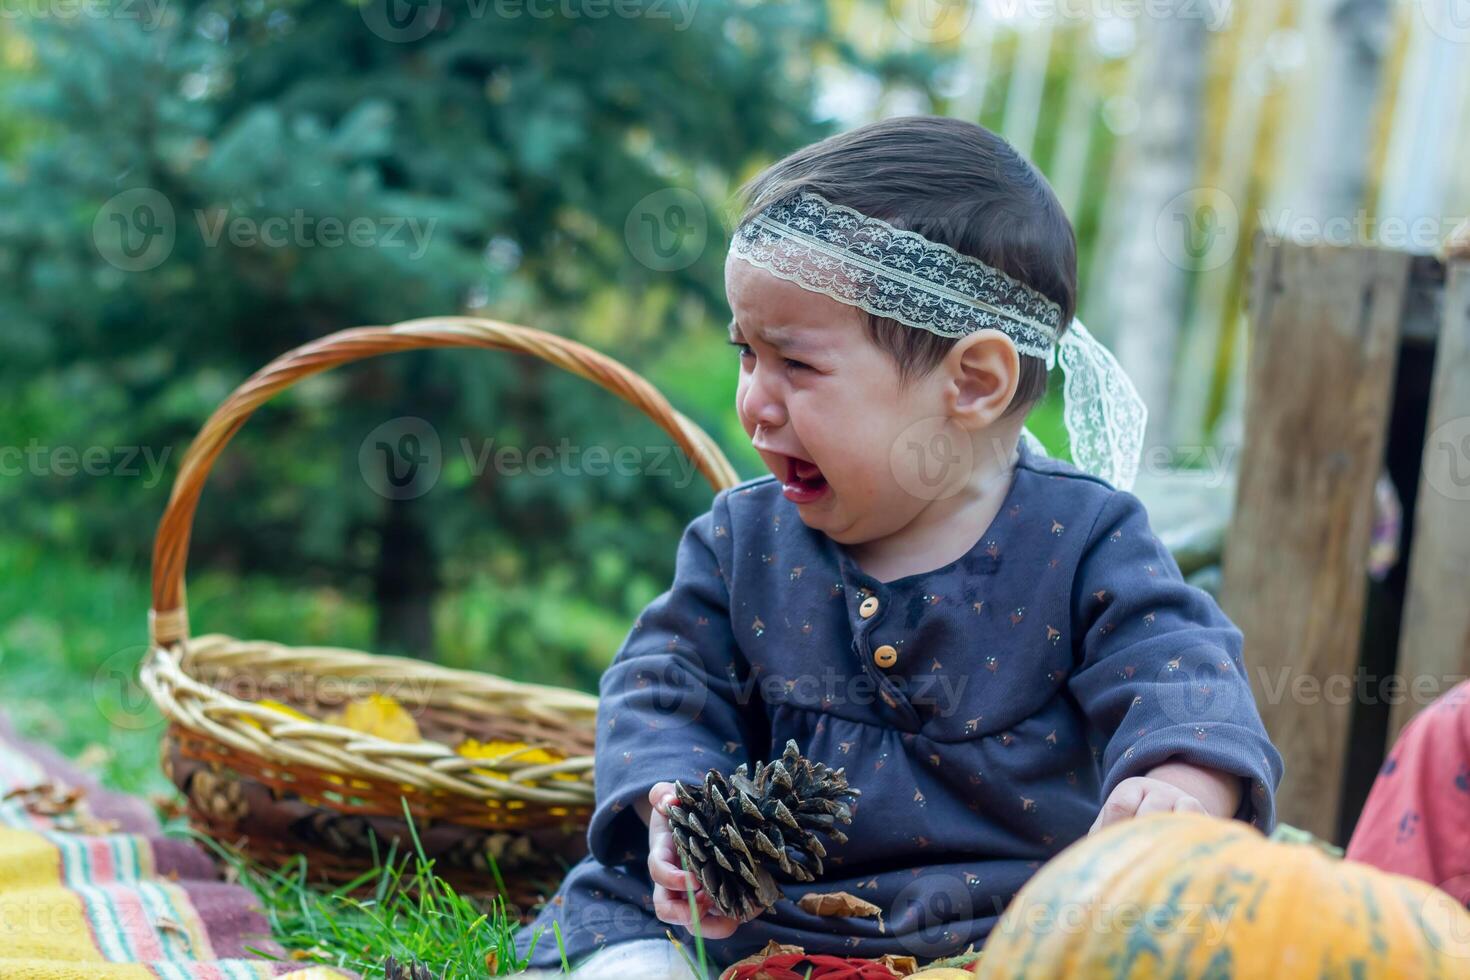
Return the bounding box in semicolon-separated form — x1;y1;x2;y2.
729;189;1148;491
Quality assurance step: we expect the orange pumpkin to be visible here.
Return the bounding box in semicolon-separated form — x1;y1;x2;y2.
977;813;1470;978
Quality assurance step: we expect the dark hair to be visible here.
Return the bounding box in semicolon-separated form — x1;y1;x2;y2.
732;115;1076;418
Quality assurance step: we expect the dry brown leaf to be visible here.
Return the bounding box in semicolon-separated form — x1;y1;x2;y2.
154;913;193;950
4;782;86;817
152;793;188;821
875;953;920;975
798;890;882;918
799;889;888;933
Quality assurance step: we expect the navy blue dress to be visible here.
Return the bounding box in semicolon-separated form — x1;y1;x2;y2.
513;437;1283;969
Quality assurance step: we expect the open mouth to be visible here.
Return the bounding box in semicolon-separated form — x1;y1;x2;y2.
781;454;829;503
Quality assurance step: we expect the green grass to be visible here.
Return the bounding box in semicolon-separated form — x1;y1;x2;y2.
195;800;546;977
0;538;715;977
190;798;724;978
0;536;377;795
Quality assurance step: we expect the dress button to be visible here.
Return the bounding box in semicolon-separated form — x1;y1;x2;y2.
859;596;880;619
873;644;899;669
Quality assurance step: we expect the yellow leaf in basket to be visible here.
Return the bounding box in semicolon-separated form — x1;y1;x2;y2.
323;693;422;744
239;699;313;731
456;738;580;783
456;738;560;763
258;700;312;721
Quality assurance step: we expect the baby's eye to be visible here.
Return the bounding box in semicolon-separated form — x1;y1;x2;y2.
728;340;754;359
785;358;812;372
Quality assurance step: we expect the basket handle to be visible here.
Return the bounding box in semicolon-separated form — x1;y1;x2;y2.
148;316;742;649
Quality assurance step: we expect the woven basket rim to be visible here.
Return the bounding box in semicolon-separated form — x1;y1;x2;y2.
143;635;597;803
140;315;740;808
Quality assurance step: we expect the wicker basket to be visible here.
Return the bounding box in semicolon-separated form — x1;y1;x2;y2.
139;316;739;907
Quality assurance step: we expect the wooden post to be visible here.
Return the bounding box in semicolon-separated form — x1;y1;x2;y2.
1220;236;1410;841
1389;260;1470;743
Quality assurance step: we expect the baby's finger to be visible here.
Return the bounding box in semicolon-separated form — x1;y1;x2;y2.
652;883;693;926
647;832;698;893
691;909;742;940
653;882;719;926
648;782;679;816
647;847;687;892
1135;788;1178;818
1090;780;1146;834
1174;795;1208;815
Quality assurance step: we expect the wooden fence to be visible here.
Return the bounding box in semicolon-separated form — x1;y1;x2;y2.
1220;233;1470;843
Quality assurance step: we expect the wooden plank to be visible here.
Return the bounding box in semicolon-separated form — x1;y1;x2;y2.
1220;236;1409;841
1389;260;1470;743
1402;253;1448;346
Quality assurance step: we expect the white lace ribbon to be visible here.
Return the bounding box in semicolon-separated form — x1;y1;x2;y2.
1046;318;1148;492
731;190;1061;357
730;190;1147;491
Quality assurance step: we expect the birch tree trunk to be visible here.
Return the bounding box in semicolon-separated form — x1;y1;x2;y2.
1100;3;1208;453
1213;0;1392;452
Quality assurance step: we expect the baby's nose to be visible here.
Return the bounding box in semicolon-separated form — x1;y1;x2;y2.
742;385;787;429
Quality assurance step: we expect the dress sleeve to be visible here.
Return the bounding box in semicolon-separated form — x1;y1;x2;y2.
585;490;765;868
1066;488;1284;831
1346;682;1470;903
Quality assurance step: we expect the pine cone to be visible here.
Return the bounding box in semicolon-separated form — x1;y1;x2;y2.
667;739;860;921
383;956;437;980
442;830;538;874
187;767;248;825
294;810;379;855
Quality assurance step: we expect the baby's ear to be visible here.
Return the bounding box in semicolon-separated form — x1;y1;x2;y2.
944;328;1020;429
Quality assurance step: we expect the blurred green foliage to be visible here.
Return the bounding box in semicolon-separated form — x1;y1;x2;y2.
0;1;1071;726
0;0;945;689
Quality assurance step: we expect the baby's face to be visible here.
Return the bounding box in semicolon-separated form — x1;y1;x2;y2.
725;255;963;546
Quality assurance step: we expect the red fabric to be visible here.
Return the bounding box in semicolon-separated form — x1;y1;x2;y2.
724;952;905;979
1346;680;1470;904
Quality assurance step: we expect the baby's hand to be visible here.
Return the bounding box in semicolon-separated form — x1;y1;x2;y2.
646;782;745;939
1089;775;1207;834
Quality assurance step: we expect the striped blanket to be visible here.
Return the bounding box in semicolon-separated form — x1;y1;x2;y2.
0;712;348;979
